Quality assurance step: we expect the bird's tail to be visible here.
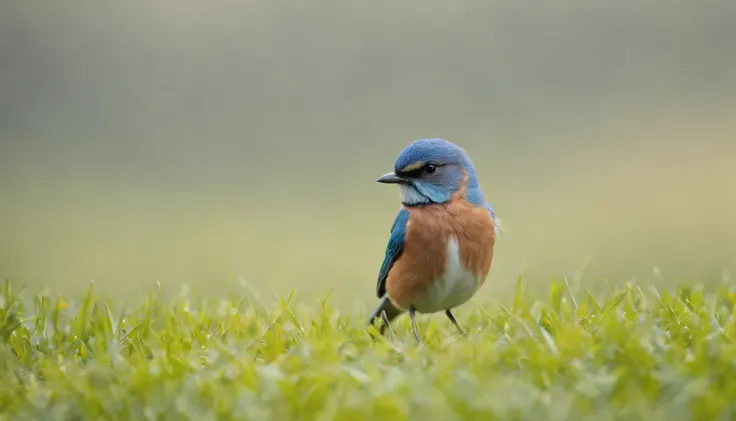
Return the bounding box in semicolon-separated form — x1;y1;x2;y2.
367;296;404;335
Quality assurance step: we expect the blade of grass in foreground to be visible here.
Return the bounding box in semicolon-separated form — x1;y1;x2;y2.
0;279;735;420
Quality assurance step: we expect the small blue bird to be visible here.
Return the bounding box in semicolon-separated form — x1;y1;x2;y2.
367;138;499;342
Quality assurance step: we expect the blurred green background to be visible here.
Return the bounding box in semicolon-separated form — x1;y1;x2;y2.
1;0;734;308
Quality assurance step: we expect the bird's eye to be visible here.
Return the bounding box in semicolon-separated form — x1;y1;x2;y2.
424;164;437;174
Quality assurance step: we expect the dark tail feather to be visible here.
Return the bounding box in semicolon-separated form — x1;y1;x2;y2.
367;296;404;335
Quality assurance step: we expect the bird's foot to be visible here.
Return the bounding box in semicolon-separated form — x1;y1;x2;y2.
445;309;466;336
409;306;422;343
380;309;395;337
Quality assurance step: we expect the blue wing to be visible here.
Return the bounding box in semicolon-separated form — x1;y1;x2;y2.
485;202;496;219
485;202;501;235
376;208;410;298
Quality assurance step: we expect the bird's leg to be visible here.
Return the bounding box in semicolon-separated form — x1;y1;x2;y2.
380;310;395;336
445;309;466;335
409;306;421;343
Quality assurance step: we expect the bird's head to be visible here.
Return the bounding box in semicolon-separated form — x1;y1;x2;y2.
377;138;481;206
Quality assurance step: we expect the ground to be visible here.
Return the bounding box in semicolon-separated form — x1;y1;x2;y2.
1;279;736;420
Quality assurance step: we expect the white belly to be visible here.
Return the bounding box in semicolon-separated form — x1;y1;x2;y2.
411;235;481;313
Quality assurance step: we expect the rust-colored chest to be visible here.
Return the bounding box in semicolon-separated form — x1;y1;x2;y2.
385;197;496;311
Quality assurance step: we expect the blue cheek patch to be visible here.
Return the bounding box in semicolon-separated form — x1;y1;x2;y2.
416;183;454;204
400;184;430;206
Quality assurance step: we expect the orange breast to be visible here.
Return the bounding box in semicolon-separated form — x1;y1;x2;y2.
385;193;496;311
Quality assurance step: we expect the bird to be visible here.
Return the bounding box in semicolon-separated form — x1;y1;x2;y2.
367;138;500;343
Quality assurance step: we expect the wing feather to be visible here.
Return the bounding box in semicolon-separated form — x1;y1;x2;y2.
376;208;410;298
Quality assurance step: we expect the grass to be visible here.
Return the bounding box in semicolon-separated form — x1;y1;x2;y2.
1;279;736;420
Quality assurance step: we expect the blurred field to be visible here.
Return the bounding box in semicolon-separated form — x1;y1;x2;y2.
1;0;735;308
3;280;736;420
1;2;735;419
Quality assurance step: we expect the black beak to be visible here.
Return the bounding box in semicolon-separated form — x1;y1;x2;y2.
377;172;406;184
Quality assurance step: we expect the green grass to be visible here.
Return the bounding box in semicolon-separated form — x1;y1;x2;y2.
2;279;736;420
